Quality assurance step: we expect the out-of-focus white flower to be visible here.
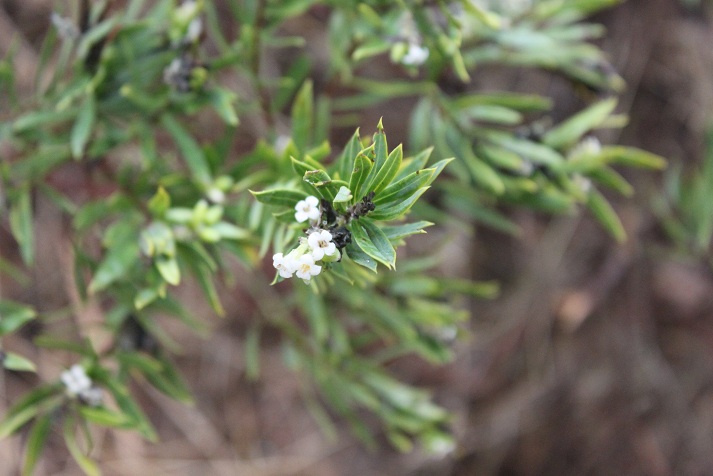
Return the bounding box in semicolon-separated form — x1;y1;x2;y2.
294;196;321;223
206;187;225;204
401;43;430;66
572;174;593;194
50;12;80;40
308;230;337;261
61;364;92;397
569;136;602;159
61;365;103;406
294;254;322;284
273;252;296;278
185;16;203;44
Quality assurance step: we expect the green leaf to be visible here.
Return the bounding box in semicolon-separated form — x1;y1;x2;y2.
22;414;52;476
300;288;329;344
349;151;374;199
589;167;634;196
600;146;667;169
63;417;101;476
119;352;193;404
587;189;626;242
0;300;37;336
208;87;239;126
542;98;618;149
0;386;60;438
250;189;308;207
78;406;133;428
371;144;403;194
485;131;565;167
179;246;224;316
161;114;212;185
245;324;261;380
350;218;396;268
71;94;96;159
397;147;434;180
370;187;429;221
338;128;362;179
352;38;391;62
9;186;34;266
292;80;313;152
303;169;338;202
344;242;378;272
3;352;36;372
88;239;140;294
155;257;181;286
381;221;433;241
362;124;388;190
147;187;171;217
373;168;431;210
460;148;506;195
96;371;157;442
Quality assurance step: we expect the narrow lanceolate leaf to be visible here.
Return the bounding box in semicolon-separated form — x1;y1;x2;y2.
22;414;52;476
587;189;626;243
349;152;374;199
292;80;314;152
63;417;101;476
339;128;362;179
9;186;34;266
599;146;666;169
0;300;36;336
3;352;37;372
370;187;429;221
78;406;133;428
0;386;61;438
345;242;378;272
381;221;433;241
371;144;403;193
250;189;308;207
350;218;396;268
374;159;450;210
208;87;239;126
542;98;617;149
362;125;388;192
155;257;180;286
71;94;96;159
88;240;140;294
161;114;212;185
98;373;157;442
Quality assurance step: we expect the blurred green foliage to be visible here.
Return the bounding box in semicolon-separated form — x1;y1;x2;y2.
0;0;665;472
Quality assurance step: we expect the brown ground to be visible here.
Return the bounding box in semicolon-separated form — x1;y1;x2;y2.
2;0;713;475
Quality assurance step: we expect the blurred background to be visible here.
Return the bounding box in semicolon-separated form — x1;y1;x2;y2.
2;0;713;474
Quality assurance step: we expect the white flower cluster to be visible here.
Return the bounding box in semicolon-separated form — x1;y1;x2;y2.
401;44;430;66
61;364;103;407
273;196;340;284
395;12;430;67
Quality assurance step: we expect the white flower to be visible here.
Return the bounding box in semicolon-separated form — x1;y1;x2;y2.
308;230;337;260
294;196;321;223
61;364;92;397
294;254;322;283
50;12;80;40
401;43;430;66
185;16;203;44
572;174;593;194
273;252;296;278
206;186;225;204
